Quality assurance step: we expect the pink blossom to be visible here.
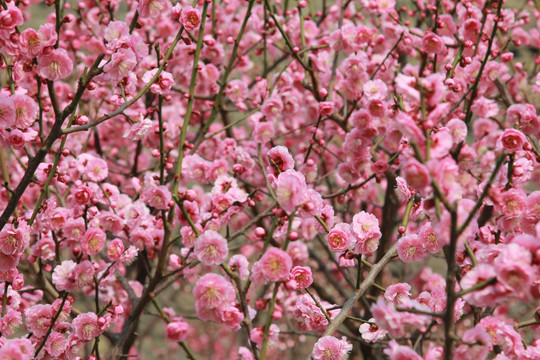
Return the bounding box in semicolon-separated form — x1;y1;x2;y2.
293;294;335;333
327;223;353;252
394;176;411;203
85;157;109;182
180;6;202;31
384;340;423;360
311;336;352;360
80;228;106;256
459;264;498;307
384;283;411;305
0;252;19;271
422;32;444;54
11;94;37;130
0;338;34;360
418;222;443;254
138;0;168;18
0;222;30;256
166;320;189;342
37;48;73;81
319;101;335;117
193;273;235;309
275;169;308;215
253;121;275;143
0;309;22;336
104;21;130;49
228;254;250;280
0;5;24;29
402;159;430;193
141;185;172;210
351;211;382;256
72;312;103;341
0;95;16;128
194;230;228;266
497;188;527;217
359;319;387;343
397;234;428;263
256;247;292;282
363;80;388;101
25;304;54;337
497;129;527;153
45;331;68;357
103;48;137;81
453;324;491;360
288;266;313;289
215;305;244;330
267;146;295;175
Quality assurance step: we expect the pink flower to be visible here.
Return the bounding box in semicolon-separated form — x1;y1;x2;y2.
312;336;352;360
215;305;244;330
363;80;388;101
37;48;73;81
194;230;229;266
104;21;130;49
52;260;94;292
193;273;236;309
253;121;275;143
497;128;527;153
275;169;308;215
85;157;108;182
19;23;57;58
0;252;19;272
0;309;22;337
289;266;313;289
166;320;189;342
228;254;250;280
402;159;430;193
261;95;283;120
103;48;136;81
257;247;293;282
418;222;443;254
81;228;106;256
494;244;533;296
397;234;428;263
422;32;444;54
45;331;68;357
25;304;54;337
108;239;125;261
72;312;102;341
359;319;387;343
385;283;411;305
141;185;172;210
267;146;295;176
139;0;168;18
497;188;527;217
447;118;468;144
319;101;335;117
351;211;382;256
453;325;491;360
0;222;30;255
459;264;498;307
0;338;34;360
293;294;335;332
11;94;37;129
384;340;423;360
0;5;24;29
394;176;411;203
142;69;174;94
0;95;16;128
180;6;202;31
327;223;353;252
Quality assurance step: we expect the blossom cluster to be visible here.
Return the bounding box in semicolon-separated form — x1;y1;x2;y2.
0;0;539;359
